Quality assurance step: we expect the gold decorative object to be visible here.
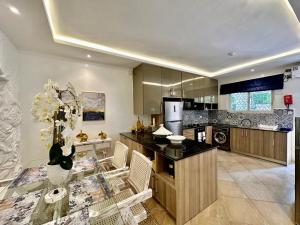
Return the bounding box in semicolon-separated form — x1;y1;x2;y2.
136;116;145;133
76;130;88;142
98;131;107;140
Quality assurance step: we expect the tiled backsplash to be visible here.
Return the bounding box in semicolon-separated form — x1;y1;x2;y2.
183;110;209;125
183;109;294;129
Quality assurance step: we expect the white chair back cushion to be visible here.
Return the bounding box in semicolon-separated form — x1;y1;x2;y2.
111;141;128;169
128;150;152;193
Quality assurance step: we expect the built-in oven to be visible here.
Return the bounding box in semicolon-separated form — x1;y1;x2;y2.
183;98;194;110
195;126;206;143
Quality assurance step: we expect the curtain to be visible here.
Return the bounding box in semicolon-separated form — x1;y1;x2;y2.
220;74;284;95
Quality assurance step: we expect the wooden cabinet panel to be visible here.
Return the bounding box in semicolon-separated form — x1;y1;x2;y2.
175;149;217;225
249;129;264;156
154;175;166;206
274;132;287;161
161;68;182;98
231;128;244;152
183;128;195;140
181;72;195;98
205;126;212;144
230;128;238;151
120;135;143;165
165;184;176;218
243;129;250;153
133;66;144;115
231;129;288;164
263;131;275;158
143;64;162;115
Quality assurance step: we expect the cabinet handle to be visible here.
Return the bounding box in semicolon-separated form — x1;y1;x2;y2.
155;178;159;193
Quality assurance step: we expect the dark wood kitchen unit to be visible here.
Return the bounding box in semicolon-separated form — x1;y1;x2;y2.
120;133;217;225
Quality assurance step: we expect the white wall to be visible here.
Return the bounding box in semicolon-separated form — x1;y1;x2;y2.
19;52;135;167
217;66;300;116
0;29;21;180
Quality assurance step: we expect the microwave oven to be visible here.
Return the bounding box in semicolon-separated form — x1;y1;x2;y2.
183;98;194;110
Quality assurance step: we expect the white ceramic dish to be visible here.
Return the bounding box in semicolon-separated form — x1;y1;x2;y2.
258;124;278;131
153;124;173;138
167;135;186;144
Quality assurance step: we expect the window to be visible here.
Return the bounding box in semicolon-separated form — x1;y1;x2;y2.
231;93;248;111
250;91;272;111
230;90;272;112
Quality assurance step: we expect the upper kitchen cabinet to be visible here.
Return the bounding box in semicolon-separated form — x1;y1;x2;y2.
161;68;182;98
133;64;162;115
194;77;218;103
181;72;195;98
133;63;219;114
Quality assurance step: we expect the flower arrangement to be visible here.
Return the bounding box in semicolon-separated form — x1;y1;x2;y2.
32;80;81;168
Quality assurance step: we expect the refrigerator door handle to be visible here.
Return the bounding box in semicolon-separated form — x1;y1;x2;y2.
174;105;176;112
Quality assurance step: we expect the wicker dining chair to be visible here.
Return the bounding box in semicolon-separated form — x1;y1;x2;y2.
90;150;153;225
98;141;129;174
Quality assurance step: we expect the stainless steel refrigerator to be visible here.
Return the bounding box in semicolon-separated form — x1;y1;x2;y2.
164;99;183;135
296;117;300;224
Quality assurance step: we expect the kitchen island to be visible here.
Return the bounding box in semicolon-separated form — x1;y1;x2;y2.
120;132;217;225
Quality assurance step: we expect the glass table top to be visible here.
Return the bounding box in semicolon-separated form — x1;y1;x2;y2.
0;156;126;225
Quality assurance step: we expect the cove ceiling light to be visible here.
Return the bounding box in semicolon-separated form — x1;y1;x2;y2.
43;0;300;77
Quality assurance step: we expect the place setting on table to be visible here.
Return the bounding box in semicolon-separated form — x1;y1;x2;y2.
0;80;157;225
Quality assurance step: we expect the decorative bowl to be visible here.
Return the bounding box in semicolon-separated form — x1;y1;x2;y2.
152;124;172;138
167;135;186;144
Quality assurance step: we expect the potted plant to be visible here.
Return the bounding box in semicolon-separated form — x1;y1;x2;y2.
32;80;81;193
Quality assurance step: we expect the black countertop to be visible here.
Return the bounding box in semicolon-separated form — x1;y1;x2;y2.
120;132;217;161
183;123;291;133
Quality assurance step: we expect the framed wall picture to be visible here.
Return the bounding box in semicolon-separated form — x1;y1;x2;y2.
82;92;105;121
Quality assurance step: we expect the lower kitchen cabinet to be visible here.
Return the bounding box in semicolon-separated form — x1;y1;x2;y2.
120;134;217;225
154;175;166;206
230;128;290;165
230;128;250;154
119;135;144;165
249;129;264;156
274;132;288;162
152;173;176;217
183;128;195;140
263;131;275;159
165;182;176;217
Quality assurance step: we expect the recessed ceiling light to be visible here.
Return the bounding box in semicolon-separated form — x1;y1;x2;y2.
84;64;89;67
42;0;300;77
227;52;236;57
250;69;255;72
86;54;91;58
8;5;20;15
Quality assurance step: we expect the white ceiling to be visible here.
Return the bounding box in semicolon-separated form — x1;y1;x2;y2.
1;0;300;77
0;0;139;67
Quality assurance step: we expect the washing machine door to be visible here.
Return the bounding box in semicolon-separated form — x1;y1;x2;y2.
214;131;227;144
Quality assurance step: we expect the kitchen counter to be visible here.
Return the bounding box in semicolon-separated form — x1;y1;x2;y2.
183;123;291;133
120;132;217;161
119;132;217;224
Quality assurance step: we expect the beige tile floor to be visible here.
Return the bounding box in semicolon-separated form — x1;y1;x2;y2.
145;150;296;225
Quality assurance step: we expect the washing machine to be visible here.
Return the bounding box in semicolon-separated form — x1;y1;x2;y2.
212;124;230;151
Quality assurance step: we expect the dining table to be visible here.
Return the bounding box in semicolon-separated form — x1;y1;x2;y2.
0;156;147;225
